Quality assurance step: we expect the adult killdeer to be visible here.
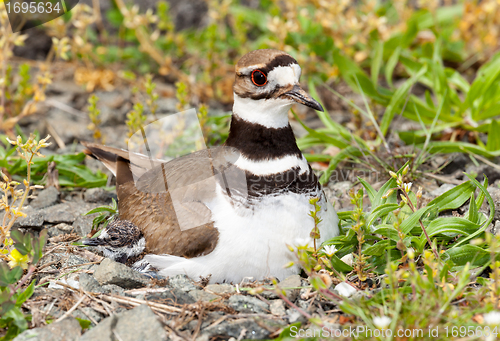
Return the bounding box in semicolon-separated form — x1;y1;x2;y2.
83;49;339;283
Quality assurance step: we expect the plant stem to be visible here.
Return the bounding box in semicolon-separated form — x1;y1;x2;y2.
1;152;34;245
401;189;440;260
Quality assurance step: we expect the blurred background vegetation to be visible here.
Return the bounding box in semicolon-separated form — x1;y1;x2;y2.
1;1;500;338
0;0;499;188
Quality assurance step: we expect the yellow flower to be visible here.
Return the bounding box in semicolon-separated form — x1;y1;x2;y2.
8;249;29;270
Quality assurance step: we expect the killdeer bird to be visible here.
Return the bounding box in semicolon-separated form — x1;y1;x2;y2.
82;49;339;283
81;219;146;264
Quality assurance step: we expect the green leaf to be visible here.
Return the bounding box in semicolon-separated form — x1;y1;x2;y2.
329;254;353;272
366;203;399;228
400;205;435;235
423;141;500;157
16;281;35;306
319;146;363;184
385;46;401;87
371;40;384;86
468;193;479;224
372;178;397;209
453;174;496;248
444;245;490;267
427;181;475;212
85;206;118;215
358;177;376;204
3;306;28;336
372;225;400;241
32;229;48;265
0;263;18;286
423;217;480;239
274;322;301;341
475;178;488;208
337;211;354;221
380;64;428;137
363;239;393;256
486;120;500;152
75;318;92;330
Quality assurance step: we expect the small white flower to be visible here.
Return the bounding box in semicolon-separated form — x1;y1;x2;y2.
333;282;357;298
484;311;500;326
373;315;392;329
403;182;413;193
322;245;337;257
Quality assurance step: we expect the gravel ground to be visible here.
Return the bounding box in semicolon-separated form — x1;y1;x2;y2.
6;61;500;340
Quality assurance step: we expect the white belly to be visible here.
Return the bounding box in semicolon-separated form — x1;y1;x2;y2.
146;184;339;283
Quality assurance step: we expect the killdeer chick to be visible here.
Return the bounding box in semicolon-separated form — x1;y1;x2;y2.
82;49;339;283
81;219;146;264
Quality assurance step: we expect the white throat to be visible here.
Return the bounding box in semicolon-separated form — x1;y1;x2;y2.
232;93;292;129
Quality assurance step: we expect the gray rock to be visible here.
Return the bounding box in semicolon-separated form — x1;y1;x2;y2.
101;284;126;296
278;275;302;302
145;288;196;305
79;273;104;293
93;258;149;289
270;299;286;316
205;283;234;295
31;186;59;209
84;188;116;203
287;309;307;324
47;223;74;237
63;255;92;269
44;203;80;224
227;295;269;314
45;108;92;145
330;181;352;196
9;206;44;228
189;290;218;302
14;318;81;341
201;319;270;340
466;163;500;183
430;184;456;198
73;215;95;237
168;274;197;292
79;305;166;341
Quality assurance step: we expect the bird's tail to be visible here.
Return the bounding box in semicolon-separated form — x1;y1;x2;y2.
82;141;130;176
82;141;160;185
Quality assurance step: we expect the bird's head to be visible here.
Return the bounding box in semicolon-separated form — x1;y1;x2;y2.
81;219;145;262
233;49;323;128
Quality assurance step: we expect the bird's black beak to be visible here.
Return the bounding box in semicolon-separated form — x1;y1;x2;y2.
282;85;324;112
81;238;103;246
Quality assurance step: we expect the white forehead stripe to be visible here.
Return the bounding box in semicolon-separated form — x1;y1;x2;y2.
234;154;309;176
238;64;266;74
268;64;301;86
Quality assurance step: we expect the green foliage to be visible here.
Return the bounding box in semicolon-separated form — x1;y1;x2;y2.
0;138;107;188
324;166;494;275
84;198;119;237
0;229;45;340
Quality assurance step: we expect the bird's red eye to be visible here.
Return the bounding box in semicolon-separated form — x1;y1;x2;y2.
251;70;267;86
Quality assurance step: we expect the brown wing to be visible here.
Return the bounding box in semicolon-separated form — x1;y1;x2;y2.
87;145;241;258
